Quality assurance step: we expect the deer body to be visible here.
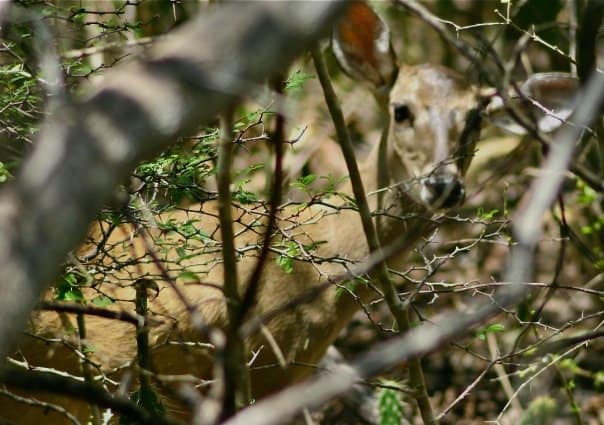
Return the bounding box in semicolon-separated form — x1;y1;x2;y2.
29;136;430;390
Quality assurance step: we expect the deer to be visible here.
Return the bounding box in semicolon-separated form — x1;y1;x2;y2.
1;2;579;424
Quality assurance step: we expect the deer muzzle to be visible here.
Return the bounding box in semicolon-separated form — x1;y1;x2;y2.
420;173;465;209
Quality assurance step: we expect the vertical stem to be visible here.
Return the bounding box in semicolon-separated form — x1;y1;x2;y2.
76;313;101;425
556;365;586;425
311;46;437;425
134;279;155;412
376;118;391;241
217;112;251;417
569;0;579;76
236;76;285;328
576;0;601;82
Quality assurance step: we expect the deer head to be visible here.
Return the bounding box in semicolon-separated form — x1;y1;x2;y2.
331;2;579;211
332;2;479;210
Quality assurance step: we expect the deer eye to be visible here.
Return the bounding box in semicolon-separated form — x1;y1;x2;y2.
393;104;413;124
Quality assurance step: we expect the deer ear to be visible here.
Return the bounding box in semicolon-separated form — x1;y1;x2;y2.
331;1;398;90
487;73;580;135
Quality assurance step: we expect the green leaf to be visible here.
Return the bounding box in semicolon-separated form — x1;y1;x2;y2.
232;179;259;204
378;383;404;425
476;323;505;340
335;280;358;301
284;69;315;93
55;272;86;303
594;370;604;389
576;179;597;205
336;276;369;300
0;161;11;184
477;207;499;220
176;246;187;259
82;344;96;354
290;174;318;192
519;396;557;425
277;255;294;274
55;282;85;302
178;271;200;283
91;295;114;307
276;241;301;274
560;358;579;373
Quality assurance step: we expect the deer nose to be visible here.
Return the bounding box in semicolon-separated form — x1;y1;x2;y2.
423;174;465;208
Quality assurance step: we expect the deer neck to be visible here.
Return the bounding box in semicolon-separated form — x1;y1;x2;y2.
328;140;430;313
354;140;429;246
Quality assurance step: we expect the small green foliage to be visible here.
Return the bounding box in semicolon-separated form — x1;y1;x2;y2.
522;347;538;357
233;106;272;130
378;382;404;425
82;344;96;354
594;370;604;389
476;323;505;340
284;69;315;94
134;134;217;204
275;240;325;274
290;174;318;192
517;364;538;379
68;6;86;24
343;194;358;209
236;163;264;177
290;174;348;198
560;358;579;373
178;270;200;283
65;59;93;78
175;246;187;259
276;255;293;274
576;179;597;205
580;216;603;236
335;280;357;301
91;295;114;307
233;178;259;204
159;218;210;242
0;162;11;184
519;396;557;425
98;210;124;227
335;276;369;300
477;207;499;220
55;272;86;302
289;174;317;196
303;241;325;252
179;221;199;238
276;241;301;274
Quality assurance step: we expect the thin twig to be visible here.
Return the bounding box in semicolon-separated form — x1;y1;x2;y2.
38;301;141;325
311;45;437;425
236;77;286;329
217;112;251;416
1;368;184;425
0;387;82;425
76;313;102;425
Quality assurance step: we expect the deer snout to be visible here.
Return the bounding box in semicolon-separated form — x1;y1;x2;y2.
421;174;465;209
